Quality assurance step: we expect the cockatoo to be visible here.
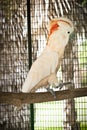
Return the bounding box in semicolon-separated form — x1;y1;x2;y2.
22;17;74;95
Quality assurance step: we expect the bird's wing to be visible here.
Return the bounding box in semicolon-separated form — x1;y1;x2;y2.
22;50;59;92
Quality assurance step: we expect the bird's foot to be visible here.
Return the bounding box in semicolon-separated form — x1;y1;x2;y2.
46;87;56;99
55;80;64;90
55;80;73;89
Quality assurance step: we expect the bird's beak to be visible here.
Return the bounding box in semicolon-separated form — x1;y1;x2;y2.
69;32;75;41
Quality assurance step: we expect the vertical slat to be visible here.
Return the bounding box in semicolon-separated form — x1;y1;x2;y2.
27;0;34;130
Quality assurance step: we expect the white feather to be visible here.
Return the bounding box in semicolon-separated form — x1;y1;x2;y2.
22;17;74;93
22;48;59;92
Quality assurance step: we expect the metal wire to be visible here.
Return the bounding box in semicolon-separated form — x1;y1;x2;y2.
0;0;30;129
0;0;87;130
30;0;87;130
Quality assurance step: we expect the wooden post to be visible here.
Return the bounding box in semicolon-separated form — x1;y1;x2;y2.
63;86;80;130
62;40;81;130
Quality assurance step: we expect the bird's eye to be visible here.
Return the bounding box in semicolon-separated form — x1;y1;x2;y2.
67;31;70;34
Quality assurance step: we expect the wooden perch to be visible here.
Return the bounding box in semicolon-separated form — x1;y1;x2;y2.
0;87;87;107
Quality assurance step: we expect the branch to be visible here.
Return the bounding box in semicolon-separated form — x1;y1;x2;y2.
0;87;87;107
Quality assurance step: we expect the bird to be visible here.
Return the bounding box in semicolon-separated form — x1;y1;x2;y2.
21;17;74;96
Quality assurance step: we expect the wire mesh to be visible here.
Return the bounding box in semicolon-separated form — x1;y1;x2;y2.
0;0;30;130
30;0;87;130
0;0;87;130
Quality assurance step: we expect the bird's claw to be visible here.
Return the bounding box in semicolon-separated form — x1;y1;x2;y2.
46;87;56;99
55;80;63;90
55;80;73;89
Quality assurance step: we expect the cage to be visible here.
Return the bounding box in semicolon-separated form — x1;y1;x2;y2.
0;0;87;130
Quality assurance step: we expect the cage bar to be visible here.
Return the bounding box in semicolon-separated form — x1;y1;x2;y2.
0;0;87;130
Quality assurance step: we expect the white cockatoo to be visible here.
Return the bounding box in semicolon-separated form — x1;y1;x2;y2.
22;17;74;94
